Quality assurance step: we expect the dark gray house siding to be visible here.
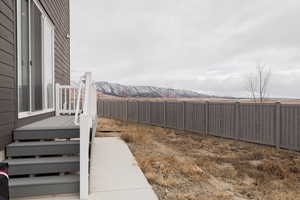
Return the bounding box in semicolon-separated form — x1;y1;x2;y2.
0;0;16;150
40;0;70;85
0;0;70;150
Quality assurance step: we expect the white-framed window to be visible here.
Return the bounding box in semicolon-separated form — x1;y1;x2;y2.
17;0;55;118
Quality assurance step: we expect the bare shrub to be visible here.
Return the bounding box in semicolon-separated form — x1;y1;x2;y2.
257;161;286;179
120;131;151;144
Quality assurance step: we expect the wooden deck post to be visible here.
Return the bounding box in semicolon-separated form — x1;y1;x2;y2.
80;114;90;200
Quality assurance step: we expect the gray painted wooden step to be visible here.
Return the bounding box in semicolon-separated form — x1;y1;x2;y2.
14;129;79;140
9;175;79;198
5;156;79;175
16;116;78;130
6;141;79;157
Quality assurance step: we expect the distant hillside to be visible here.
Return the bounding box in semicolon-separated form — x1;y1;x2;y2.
94;81;211;98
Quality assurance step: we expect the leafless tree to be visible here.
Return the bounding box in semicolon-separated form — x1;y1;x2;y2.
246;64;271;103
246;74;258;102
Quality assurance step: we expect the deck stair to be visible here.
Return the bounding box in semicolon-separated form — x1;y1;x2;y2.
4;116;80;198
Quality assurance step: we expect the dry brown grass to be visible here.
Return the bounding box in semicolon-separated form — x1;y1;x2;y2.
120;130;151;144
97;118;300;200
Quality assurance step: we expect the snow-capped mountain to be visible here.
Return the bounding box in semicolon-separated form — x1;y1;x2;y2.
94;81;211;98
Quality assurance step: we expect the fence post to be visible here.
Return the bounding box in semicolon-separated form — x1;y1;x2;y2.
108;101;110;118
205;101;209;136
275;102;281;149
97;100;100;117
102;100;104;117
98;100;101;117
136;101;139;123
111;101;113;118
149;101;151;124
108;101;111;118
234;102;240;140
126;100;128;121
182;101;186;131
164;101;167;128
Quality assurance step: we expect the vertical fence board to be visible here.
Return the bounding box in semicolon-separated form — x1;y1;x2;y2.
150;101;164;126
185;102;206;133
280;105;300;151
239;103;276;146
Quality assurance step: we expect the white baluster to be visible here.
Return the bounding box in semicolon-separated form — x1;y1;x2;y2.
73;88;76;112
56;83;60;116
68;87;71;113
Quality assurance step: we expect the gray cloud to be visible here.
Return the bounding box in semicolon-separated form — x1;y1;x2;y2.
70;0;300;98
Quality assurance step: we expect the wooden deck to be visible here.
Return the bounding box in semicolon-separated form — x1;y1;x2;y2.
16;116;79;130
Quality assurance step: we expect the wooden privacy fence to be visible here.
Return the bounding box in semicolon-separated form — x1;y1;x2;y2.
97;99;300;151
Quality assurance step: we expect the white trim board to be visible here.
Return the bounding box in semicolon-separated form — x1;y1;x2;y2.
18;109;54;119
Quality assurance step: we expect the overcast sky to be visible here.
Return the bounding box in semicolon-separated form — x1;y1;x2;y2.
70;0;300;98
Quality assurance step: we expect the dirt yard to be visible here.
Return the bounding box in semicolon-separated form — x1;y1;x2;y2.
96;118;300;200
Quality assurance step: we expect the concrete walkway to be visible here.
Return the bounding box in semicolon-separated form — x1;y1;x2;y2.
13;137;158;200
89;137;158;200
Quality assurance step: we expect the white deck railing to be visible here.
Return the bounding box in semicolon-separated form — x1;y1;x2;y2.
56;72;97;200
55;84;83;116
78;72;97;200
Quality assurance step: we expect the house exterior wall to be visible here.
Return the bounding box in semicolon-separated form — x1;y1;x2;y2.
0;0;70;150
40;0;70;85
0;0;16;150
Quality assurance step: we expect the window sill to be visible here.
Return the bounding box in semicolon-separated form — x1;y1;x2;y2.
18;109;55;119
